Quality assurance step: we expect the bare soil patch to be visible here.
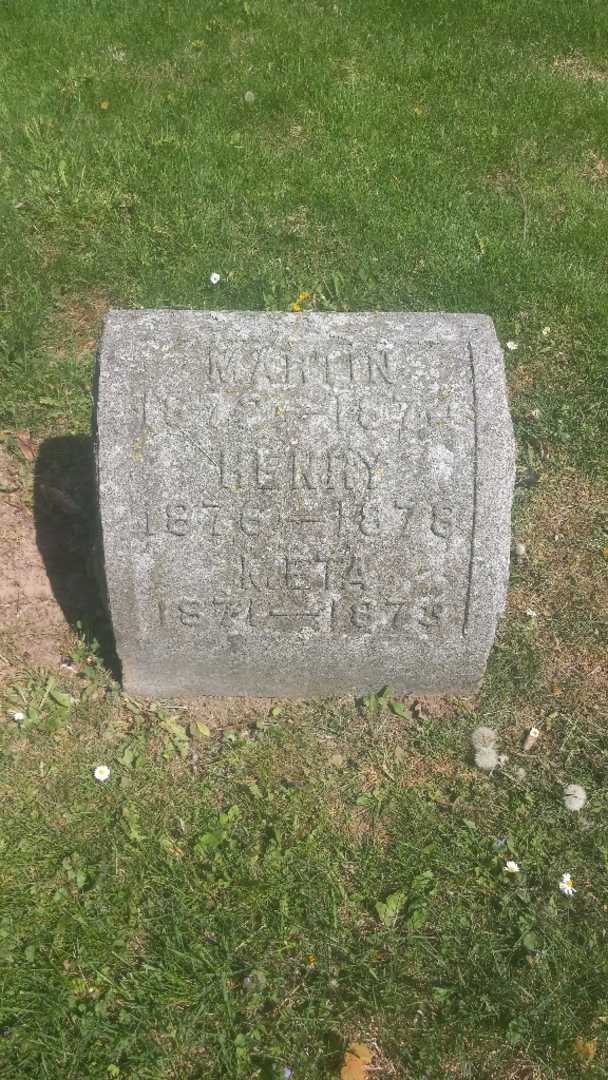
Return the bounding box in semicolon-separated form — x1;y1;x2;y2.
0;438;102;681
186;695;277;730
552;53;608;83
584;151;608;184
510;465;608;712
47;288;111;360
0;446;72;672
399;751;476;790
511;466;608;618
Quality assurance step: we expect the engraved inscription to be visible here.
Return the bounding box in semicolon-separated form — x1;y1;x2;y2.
430;505;454;539
178;599;202;626
165;586;447;638
145;343;458;392
134;332;476;649
166;503;191;536
213;596;253;628
141;496;457;544
96;304;517;702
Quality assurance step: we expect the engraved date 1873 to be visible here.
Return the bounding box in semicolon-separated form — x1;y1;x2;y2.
157;592;445;637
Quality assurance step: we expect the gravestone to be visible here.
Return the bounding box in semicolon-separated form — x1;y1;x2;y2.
94;310;515;698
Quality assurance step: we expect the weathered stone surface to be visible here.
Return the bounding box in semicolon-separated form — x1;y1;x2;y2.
94;310;515;698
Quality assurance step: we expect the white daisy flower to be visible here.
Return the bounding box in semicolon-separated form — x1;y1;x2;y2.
506;340;518;351
10;710;25;722
209;272;221;285
93;765;111;782
542;326;551;336
504;860;521;874
523;726;541;751
559;872;576;897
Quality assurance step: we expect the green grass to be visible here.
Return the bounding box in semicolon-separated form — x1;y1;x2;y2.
1;1;608;1076
1;0;608;464
1;674;608;1079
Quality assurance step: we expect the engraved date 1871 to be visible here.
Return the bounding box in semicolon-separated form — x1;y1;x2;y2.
159;592;445;637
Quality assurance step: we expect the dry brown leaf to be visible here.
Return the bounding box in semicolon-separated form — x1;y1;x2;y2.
14;430;35;462
590;156;608;182
340;1042;374;1079
574;1036;597;1064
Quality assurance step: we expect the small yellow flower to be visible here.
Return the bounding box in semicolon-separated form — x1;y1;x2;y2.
99;99;110;110
290;302;302;312
306;953;317;966
298;290;311;302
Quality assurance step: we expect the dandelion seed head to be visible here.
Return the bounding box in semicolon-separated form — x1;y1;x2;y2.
563;783;587;812
474;746;499;772
471;725;498;750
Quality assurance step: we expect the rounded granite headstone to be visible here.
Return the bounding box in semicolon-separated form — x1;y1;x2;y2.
94;310;515;698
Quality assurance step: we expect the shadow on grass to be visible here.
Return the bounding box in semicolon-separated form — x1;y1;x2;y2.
33;434;120;679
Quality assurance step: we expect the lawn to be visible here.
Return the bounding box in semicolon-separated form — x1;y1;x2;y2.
1;1;608;1077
